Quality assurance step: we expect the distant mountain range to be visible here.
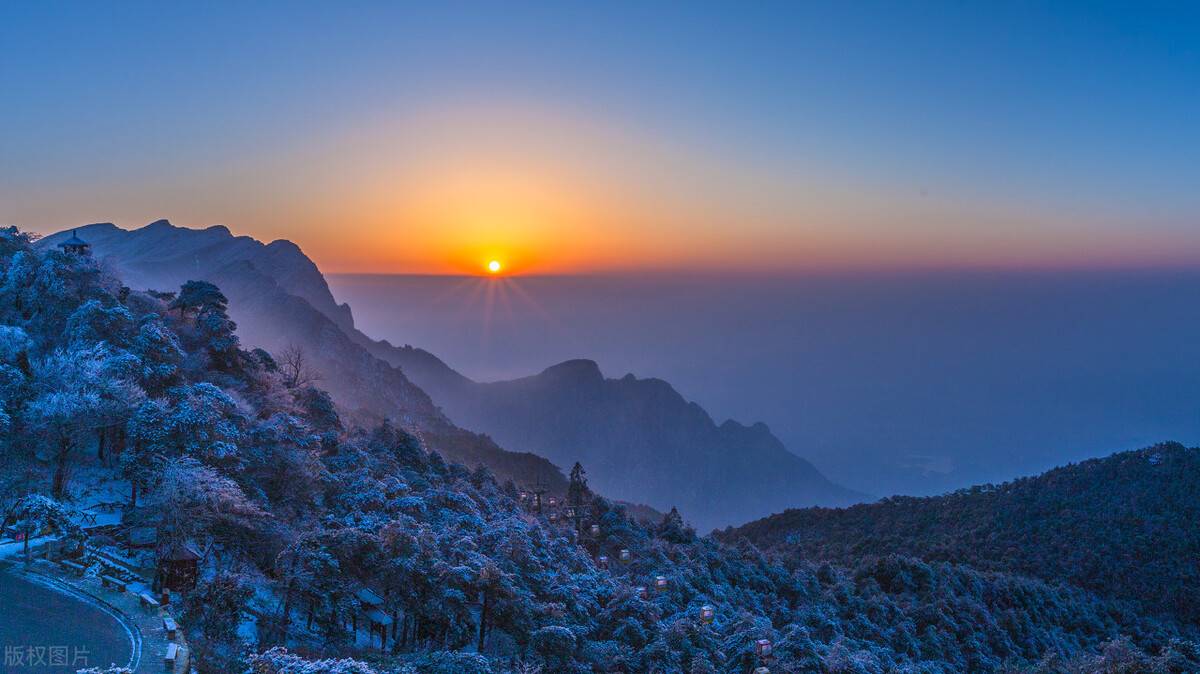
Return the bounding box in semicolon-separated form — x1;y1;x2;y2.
42;221;864;528
377;351;867;531
723;441;1200;623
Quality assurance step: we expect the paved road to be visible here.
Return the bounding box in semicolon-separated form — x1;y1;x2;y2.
0;568;134;673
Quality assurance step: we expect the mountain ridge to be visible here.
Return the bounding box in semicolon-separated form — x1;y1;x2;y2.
722;441;1200;624
358;341;869;531
39;222;569;493
42;220;865;529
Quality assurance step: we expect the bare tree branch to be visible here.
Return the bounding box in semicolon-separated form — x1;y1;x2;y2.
279;343;321;389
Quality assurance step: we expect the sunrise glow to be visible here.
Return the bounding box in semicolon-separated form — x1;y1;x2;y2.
488;259;502;274
5;4;1199;277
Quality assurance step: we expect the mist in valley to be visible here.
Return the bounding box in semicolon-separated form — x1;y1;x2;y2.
331;269;1200;497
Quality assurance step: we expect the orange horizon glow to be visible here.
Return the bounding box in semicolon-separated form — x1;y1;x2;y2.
14;100;1200;277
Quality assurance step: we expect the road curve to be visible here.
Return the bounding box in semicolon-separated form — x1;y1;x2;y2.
0;568;137;673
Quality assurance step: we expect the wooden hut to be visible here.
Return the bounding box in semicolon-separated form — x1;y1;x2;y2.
156;542;200;592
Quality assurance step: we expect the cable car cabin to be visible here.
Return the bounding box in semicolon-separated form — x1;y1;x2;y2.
699;605;715;624
619;548;631;562
654;575;669;592
597;555;609;569
755;639;773;657
590;523;600;536
635;586;648;600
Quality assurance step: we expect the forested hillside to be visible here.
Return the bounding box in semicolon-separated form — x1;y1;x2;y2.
38;222;568;493
1;227;1196;672
725;442;1200;624
41;222;864;531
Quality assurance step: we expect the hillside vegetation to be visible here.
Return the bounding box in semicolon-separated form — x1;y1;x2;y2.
41;222;864;531
725;442;1200;623
38;222;568;493
1;226;1196;672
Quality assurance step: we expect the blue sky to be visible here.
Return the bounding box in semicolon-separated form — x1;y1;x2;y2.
2;1;1198;272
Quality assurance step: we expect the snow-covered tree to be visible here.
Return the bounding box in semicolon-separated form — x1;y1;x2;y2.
244;647;379;674
131;313;185;394
152;457;263;554
3;493;80;564
24;343;143;497
64;300;135;349
170;280;228;317
161;382;244;467
183;572;254;672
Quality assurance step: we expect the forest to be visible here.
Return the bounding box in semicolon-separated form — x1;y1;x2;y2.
1;224;1197;673
724;442;1200;624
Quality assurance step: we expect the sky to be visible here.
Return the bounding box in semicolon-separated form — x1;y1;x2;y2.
2;1;1199;274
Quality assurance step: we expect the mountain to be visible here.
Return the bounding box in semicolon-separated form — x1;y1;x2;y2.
374;351;867;531
10;224;1199;672
39;222;567;492
43;220;863;530
723;441;1200;624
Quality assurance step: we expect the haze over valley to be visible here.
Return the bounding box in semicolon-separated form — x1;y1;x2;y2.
330;270;1200;498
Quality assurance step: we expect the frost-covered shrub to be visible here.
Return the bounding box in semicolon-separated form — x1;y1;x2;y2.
530;625;577;668
401;651;492;674
245;647;378;674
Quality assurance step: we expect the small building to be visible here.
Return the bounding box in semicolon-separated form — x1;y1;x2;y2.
364;608;393;648
355;588;391;648
589;523;600;536
755;638;773;657
156;541;201;592
654;575;669;592
57;230;91;256
619;548;631;562
699;605;715;624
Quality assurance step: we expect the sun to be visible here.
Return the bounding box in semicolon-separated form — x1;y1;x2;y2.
487;259;502;274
